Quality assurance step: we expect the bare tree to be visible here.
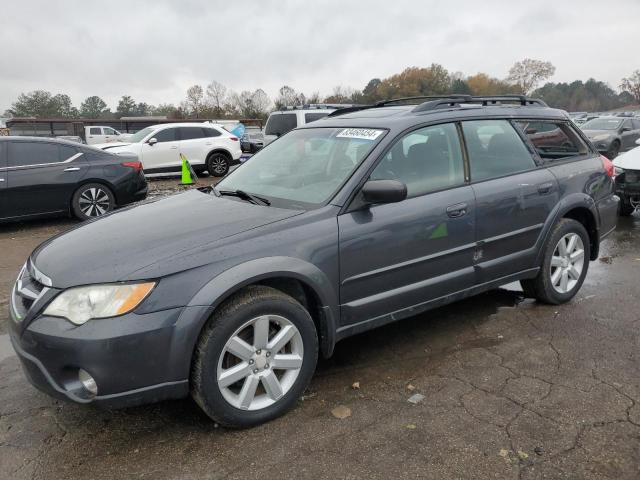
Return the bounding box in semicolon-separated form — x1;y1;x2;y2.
507;59;556;95
274;85;304;109
206;81;228;117
620;70;640;104
184;85;205;118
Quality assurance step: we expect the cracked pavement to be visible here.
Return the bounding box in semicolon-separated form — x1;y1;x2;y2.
1;191;639;479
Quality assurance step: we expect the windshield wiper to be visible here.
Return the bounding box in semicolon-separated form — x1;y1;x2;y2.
215;188;271;206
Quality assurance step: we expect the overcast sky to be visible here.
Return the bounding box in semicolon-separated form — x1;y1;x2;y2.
1;0;638;111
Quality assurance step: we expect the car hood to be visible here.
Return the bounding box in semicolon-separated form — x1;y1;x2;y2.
31;190;302;288
614;146;640;170
583;129;614;138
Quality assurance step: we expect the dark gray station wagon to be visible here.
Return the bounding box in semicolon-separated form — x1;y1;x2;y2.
10;96;619;427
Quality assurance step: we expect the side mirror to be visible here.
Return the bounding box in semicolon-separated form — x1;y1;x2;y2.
147;137;158;146
361;179;407;205
621;127;631;133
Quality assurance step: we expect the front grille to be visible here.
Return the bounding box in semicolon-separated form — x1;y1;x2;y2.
11;262;49;322
624;170;640;184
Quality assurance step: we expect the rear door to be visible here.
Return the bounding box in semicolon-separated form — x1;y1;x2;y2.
461;119;558;283
140;127;180;173
86;126;106;145
6;141;87;218
178;126;208;166
338;122;476;325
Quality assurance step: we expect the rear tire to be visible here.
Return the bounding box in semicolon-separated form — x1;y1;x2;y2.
207;152;230;177
520;219;590;304
191;286;318;428
72;183;115;221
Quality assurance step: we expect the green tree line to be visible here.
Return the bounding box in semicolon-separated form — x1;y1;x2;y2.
4;61;639;120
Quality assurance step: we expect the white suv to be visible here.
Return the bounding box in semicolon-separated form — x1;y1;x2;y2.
98;123;242;177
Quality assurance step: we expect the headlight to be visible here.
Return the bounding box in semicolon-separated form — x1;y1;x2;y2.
615;167;624;176
44;282;155;325
591;134;610;142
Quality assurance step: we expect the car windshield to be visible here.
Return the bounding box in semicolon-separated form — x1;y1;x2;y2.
582;118;622;130
127;127;156;143
217;127;385;209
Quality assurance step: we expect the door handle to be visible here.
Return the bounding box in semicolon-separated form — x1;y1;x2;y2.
446;202;468;218
63;167;80;172
537;182;554;194
171;146;178;149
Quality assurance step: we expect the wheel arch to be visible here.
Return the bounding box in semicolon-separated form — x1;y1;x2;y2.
206;148;232;161
536;194;600;263
184;257;339;362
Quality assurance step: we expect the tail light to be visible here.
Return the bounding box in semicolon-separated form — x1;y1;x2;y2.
122;160;143;172
600;155;614;178
229;136;239;142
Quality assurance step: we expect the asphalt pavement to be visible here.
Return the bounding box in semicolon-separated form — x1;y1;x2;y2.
1;183;639;479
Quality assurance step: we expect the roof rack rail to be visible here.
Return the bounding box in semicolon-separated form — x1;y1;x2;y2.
374;95;473;107
412;95;547;112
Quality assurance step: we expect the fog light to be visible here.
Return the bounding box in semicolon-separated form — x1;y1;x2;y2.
78;369;98;397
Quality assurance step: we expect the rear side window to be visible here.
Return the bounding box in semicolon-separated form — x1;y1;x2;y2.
516;121;587;161
371;122;465;197
203;127;221;137
462;120;536;182
179;127;205;141
89;127;101;135
8;142;62;167
304;112;329;124
265;113;297;137
59;145;78;160
154;128;177;143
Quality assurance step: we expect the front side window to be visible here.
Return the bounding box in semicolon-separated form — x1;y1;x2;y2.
370;122;465;197
104;128;119;135
462;120;536;182
264;113;297;137
8;142;62;167
516;121;587;161
179;127;205;141
154;128;177;143
217;127;384;208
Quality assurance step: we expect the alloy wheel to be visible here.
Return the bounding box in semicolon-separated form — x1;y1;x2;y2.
211;157;227;175
216;315;304;411
78;187;111;217
550;233;585;294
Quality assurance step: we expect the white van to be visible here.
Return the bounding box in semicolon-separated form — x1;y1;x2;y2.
263;105;354;146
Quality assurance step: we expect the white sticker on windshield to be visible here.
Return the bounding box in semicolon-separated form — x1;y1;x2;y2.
336;128;384;141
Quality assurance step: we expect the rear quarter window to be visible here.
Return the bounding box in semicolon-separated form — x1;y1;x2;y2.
304;112;329;124
516;121;588;162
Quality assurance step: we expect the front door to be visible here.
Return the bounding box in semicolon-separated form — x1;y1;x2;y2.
6;140;87;218
141;127;181;173
461;119;559;283
338;122;476;326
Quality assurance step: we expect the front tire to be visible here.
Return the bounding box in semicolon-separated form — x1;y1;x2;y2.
520;219;590;304
191;286;318;428
72;183;115;220
206;152;230;177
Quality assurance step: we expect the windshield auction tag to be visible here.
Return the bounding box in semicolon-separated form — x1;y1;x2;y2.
336;128;384;141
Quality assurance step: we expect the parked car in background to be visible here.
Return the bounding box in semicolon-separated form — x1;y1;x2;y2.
240;129;265;153
0;137;147;222
97;123;242;177
580;117;640;158
614;138;640;216
9;95;618;428
263;105;354;146
84;126;129;145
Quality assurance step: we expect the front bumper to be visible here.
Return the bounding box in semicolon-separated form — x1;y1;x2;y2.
9;299;211;408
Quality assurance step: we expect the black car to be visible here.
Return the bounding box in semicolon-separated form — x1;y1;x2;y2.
9;96;618;428
240;130;265;154
0;137;147;222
